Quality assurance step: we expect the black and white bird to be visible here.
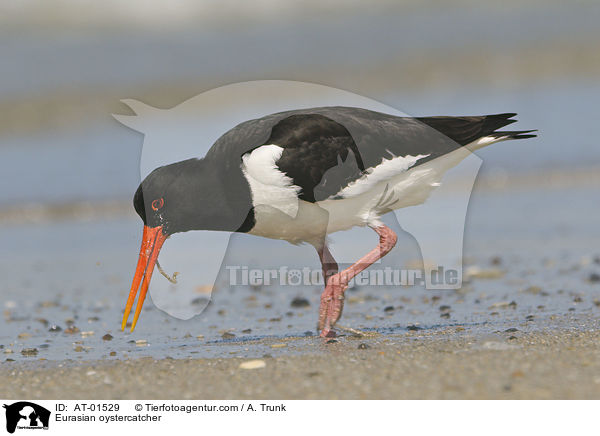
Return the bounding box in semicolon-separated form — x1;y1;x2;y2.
121;106;535;337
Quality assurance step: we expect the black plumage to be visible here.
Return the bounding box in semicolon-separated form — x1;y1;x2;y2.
136;106;536;234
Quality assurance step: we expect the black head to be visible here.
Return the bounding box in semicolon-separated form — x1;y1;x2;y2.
133;158;215;235
124;156;254;332
133;157;253;235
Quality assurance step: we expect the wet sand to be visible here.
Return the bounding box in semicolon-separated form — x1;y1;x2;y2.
2;180;600;399
2;314;600;400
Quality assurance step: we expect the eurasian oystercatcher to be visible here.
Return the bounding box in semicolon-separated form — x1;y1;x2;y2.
121;106;535;337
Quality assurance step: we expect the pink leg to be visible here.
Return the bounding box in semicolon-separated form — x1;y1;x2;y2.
317;225;398;338
316;245;339;337
317;245;338;284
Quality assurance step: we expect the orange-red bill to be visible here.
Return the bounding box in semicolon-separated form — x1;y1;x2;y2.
121;225;167;332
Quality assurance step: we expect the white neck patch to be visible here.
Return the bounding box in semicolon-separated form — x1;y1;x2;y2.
241;144;301;218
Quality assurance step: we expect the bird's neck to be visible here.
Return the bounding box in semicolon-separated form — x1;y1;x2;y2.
183;157;255;233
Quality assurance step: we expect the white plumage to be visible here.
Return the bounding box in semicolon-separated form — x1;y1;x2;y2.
242;135;507;248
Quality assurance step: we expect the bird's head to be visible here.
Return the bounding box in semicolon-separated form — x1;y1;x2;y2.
132;164;181;235
122;158;216;332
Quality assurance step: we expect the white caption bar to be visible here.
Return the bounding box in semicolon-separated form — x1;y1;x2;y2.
0;400;596;436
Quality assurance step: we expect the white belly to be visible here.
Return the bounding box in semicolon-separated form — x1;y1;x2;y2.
243;140;490;247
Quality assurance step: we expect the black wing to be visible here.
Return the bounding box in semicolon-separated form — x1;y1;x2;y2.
206;106;534;203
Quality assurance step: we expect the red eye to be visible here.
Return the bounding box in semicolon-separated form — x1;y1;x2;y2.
151;198;164;211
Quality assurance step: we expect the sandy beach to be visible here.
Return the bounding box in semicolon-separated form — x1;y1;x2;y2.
2;313;600;400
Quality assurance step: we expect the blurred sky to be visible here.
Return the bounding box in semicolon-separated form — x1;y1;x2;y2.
1;0;599;206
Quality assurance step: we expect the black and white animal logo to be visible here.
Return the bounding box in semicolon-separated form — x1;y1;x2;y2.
3;402;50;434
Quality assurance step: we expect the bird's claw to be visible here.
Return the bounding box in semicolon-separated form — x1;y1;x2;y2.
318;274;347;337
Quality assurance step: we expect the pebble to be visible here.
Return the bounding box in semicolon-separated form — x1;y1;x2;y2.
48;325;62;333
440;312;450;319
109;351;117;356
490;256;502;266
241;329;252;334
81;331;95;338
488;301;517;309
407;325;422;331
523;286;542;294
465;266;505;279
73;345;84;352
383;306;395;312
482;341;518;350
196;335;204;340
304;331;314;336
239;359;266;370
18;332;31;339
135;339;148;346
358;343;370;349
588;273;600;283
102;334;113;341
270;343;287;348
191;297;209;306
290;297;310;308
21;348;38;356
439;305;451;312
64;326;80;334
326;339;338;344
221;332;236;339
505;328;519;333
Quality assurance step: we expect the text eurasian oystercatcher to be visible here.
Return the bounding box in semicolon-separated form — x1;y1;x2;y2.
121;106;535;337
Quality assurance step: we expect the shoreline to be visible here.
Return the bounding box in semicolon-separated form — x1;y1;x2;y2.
2;322;599;400
2;166;599;225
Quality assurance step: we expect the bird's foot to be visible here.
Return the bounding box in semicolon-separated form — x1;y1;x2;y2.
320;328;337;338
318;275;347;337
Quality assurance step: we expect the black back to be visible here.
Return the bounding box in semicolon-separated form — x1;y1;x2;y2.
205;106;523;203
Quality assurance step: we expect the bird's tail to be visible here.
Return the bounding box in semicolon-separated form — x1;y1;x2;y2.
486;129;538;140
416;112;537;147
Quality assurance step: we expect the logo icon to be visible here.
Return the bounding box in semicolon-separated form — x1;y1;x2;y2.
3;402;50;434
